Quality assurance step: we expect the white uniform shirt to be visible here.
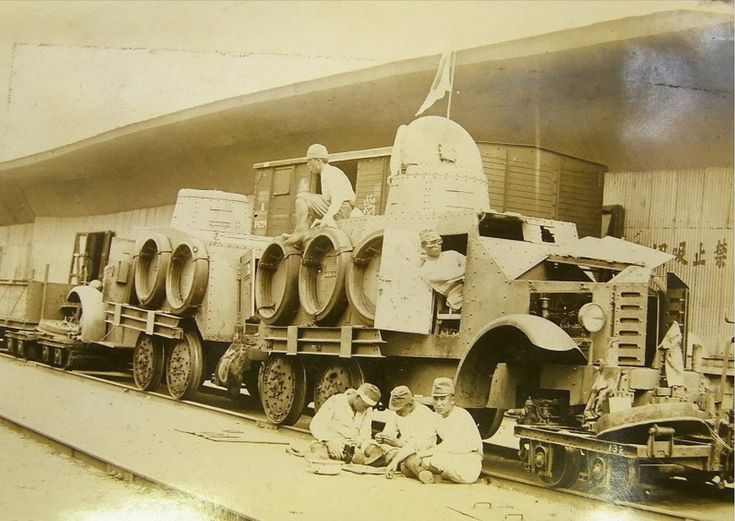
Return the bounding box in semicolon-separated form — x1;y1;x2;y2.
320;164;355;206
380;401;437;452
419;250;466;309
433;406;483;456
309;389;373;446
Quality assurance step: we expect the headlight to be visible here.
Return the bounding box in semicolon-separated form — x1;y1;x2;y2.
578;303;606;333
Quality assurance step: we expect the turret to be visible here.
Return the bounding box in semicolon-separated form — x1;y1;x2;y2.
385;116;490;215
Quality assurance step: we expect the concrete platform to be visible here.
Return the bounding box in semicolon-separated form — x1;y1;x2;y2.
0;355;729;521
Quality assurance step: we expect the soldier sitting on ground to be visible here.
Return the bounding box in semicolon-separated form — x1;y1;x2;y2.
308;383;381;463
418;229;466;311
282;143;356;248
376;385;437;477
391;377;483;484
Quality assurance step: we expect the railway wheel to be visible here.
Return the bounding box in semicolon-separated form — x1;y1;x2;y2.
52;348;67;368
133;334;165;391
534;443;581;488
16;340;27;359
313;359;365;412
6;336;16;356
41;345;52;365
468;407;506;439
166;331;204;400
587;454;638;495
259;355;307;425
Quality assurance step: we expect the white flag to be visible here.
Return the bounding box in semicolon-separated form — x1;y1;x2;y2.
415;51;455;117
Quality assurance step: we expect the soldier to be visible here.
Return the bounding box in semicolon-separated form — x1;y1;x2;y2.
379;385;437;477
392;377;483;484
282;143;356;247
418;229;466;310
309;382;381;462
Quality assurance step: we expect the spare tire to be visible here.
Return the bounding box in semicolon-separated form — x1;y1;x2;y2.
299;228;353;325
134;234;172;308
345;230;383;325
165;239;209;315
255;241;301;325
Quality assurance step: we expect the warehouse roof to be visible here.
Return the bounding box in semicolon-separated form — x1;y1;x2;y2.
0;9;731;225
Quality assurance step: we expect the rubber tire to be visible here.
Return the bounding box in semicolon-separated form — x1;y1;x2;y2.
298;228;353;325
254;241;301;325
165;239;209;315
134;234;172;308
345;230;384;325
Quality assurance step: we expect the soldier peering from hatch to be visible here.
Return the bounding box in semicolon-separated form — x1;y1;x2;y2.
418;229;466;311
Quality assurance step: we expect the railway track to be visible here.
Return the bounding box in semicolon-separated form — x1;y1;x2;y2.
0;350;731;521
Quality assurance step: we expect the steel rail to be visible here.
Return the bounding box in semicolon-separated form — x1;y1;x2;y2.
0;351;728;521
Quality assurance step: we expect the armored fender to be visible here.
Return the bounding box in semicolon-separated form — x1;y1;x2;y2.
67;286;106;343
455;314;586;408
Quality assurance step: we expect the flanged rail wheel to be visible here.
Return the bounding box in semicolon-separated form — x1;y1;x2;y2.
165;240;209;315
6;336;16;356
16;340;27;359
259;355;307;425
166;331;204;400
40;345;52;365
133;334;165;391
345;230;383;325
254;241;301;325
298;228;352;325
534;443;581;488
134;234;172;308
52;347;67;368
468;407;506;439
313;359;365;412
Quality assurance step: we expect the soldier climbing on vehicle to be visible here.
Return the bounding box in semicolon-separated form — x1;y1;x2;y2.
282;143;356;248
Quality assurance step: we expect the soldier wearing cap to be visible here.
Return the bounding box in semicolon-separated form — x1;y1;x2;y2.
418;229;466;310
391;377;483;484
283;143;356;247
369;386;436;474
309;383;381;462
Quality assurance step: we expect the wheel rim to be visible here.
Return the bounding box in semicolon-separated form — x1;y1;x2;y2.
133;334;165;391
313;360;365;411
41;346;51;364
17;340;26;359
6;337;16;356
166;332;203;400
259;355;307;425
468;408;506;439
53;348;64;367
536;444;581;488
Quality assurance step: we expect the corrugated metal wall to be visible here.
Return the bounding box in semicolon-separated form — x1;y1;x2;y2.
604;168;734;357
29;205;175;284
0;223;35;279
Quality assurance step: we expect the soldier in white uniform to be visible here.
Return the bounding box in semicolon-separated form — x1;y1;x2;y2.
308;383;381;462
367;386;436;474
418;229;466;310
393;377;483;484
283;143;356;247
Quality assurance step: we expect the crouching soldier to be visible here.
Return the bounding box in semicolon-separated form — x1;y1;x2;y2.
392;377;483;484
308;383;381;462
378;386;437;475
